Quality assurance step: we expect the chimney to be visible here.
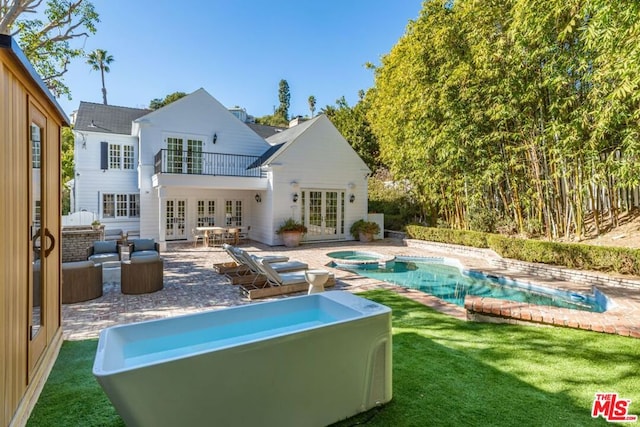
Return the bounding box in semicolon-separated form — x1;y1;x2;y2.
288;115;308;128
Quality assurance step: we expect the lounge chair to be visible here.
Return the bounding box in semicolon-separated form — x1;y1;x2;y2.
222;244;289;265
259;259;334;287
233;247;308;275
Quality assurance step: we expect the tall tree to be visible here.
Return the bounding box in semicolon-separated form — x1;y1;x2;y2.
149;91;187;110
0;0;99;98
367;0;640;238
322;92;380;172
86;48;113;105
276;79;290;121
308;95;316;118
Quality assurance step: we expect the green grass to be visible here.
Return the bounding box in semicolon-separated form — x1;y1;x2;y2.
28;290;640;427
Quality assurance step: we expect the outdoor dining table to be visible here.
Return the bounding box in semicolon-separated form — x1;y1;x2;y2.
196;226;238;247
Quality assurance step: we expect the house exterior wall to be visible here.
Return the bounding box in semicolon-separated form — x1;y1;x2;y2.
134;89;270;242
134;88;268;165
73;131;140;233
70;90;371;247
265;116;370;245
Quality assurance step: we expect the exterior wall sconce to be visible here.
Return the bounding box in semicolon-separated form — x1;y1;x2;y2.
349;194;355;203
293;193;299;203
213;133;218;144
255;193;261;203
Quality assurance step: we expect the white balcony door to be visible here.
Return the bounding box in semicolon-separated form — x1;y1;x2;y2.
166;137;203;174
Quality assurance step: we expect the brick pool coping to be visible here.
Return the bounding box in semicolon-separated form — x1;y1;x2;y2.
401;240;640;338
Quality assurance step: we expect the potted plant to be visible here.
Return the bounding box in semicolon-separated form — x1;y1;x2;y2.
91;220;102;230
350;219;381;243
276;217;307;247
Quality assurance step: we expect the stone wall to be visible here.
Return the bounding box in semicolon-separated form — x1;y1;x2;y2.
62;226;103;263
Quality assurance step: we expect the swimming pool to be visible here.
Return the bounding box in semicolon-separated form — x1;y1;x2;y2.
330;256;607;313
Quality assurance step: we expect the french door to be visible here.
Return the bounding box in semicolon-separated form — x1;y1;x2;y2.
302;190;345;241
165;199;187;240
166;137;203;174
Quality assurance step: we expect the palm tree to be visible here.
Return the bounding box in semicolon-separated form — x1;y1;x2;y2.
86;49;114;105
308;95;316;118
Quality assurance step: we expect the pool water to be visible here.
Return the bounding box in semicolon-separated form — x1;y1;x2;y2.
333;257;606;313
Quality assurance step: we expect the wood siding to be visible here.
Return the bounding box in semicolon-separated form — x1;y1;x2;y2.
1;42;65;427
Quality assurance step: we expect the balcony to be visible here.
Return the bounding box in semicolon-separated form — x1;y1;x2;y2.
154;149;265;178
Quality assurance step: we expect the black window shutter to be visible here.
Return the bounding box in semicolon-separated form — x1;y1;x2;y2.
100;141;108;170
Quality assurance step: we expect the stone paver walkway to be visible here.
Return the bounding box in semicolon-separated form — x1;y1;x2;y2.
62;239;640;340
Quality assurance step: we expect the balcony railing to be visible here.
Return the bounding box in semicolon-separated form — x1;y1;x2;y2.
154;149;265;178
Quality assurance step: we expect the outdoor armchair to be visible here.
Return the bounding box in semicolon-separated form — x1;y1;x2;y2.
128;238;160;260
62;260;103;304
87;240;121;263
121;256;164;294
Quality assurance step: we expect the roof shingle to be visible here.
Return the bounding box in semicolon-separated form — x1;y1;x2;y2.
74;101;151;134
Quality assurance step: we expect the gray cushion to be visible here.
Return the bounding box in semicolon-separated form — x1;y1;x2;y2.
131;239;156;252
63;260;96;270
104;229;123;240
130;250;159;259
129;254;161;263
93;240;117;254
89;253;120;263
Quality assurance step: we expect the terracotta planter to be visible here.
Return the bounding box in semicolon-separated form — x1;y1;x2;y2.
358;232;374;243
281;231;303;247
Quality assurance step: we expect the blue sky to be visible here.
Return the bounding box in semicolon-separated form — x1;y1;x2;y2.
57;0;422;118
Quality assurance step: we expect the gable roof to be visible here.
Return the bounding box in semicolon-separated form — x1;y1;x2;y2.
249;115;321;167
74;101;151;134
247;143;285;169
246;122;286;139
265;116;317;146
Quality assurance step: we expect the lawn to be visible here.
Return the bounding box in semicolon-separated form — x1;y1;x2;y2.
28;290;639;426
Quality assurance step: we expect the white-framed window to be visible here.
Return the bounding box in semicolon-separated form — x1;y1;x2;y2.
102;193;140;218
123;145;134;169
109;144;121;169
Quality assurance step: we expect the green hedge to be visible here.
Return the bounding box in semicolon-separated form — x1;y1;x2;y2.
406;225;640;276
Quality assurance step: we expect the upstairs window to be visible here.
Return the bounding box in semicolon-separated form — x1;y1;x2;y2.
123;145;134;169
101;142;135;170
109;144;121;169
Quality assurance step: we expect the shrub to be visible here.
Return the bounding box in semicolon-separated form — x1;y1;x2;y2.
276;218;307;234
407;225;640;276
350;220;381;239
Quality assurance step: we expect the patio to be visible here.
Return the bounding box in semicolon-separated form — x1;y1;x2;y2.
62;238;640;340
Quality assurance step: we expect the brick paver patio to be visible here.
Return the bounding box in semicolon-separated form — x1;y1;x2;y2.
62;238;640;340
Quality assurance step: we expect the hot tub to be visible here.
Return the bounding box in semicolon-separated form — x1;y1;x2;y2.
93;291;392;427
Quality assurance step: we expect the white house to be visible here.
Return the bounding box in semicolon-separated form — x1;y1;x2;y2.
73;88;371;247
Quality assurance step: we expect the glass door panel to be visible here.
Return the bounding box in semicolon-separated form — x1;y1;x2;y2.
29;104;49;374
187;139;203;174
165;199;187;240
303;190;343;240
167;137;183;173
